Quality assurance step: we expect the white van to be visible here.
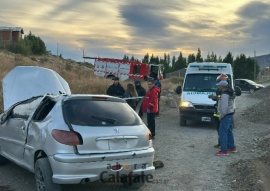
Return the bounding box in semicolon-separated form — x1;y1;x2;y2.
176;62;235;126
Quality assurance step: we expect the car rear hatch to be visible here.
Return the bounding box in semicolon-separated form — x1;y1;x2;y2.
63;95;149;154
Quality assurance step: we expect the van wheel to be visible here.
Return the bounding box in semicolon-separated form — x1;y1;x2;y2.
0;154;9;165
35;158;63;191
180;116;186;126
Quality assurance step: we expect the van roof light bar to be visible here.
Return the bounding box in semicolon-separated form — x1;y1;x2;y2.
190;65;227;70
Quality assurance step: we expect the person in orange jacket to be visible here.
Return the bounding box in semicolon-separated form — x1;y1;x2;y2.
142;78;160;139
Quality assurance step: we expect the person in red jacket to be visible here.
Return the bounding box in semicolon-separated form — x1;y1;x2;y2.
142;78;160;139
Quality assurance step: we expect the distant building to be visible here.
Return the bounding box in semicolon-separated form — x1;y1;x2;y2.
0;27;24;44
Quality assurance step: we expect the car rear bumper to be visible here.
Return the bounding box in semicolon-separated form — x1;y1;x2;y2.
49;147;155;184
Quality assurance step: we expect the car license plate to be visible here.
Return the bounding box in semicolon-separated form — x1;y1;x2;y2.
201;117;211;122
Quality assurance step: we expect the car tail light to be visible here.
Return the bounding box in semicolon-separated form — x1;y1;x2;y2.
146;129;151;141
111;164;122;171
51;129;82;146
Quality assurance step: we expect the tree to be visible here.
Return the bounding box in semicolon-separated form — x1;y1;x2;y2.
123;55;129;60
175;52;187;70
6;31;46;55
24;31;47;55
171;55;176;71
162;53;170;74
142;53;149;64
223;52;233;64
204;51;217;62
246;57;260;80
196;48;203;62
233;54;259;80
7;40;31;55
217;56;222;62
187;53;195;63
233;54;247;79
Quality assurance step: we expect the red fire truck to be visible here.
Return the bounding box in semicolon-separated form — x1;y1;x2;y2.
84;57;164;81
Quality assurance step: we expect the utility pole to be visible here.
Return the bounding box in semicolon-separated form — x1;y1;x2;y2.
57;43;58;56
83;49;85;63
254;50;256;81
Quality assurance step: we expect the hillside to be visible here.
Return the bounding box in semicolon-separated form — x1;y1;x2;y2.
0;50;114;113
0;50;179;113
253;53;270;69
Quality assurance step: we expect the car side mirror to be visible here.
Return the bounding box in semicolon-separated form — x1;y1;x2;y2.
0;113;8;125
175;85;182;94
234;86;242;96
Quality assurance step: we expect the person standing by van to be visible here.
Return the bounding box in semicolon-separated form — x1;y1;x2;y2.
215;80;237;156
142;78;159;138
209;73;233;148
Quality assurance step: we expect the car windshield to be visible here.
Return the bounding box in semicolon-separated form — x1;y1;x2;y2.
63;99;143;126
183;74;232;92
245;79;256;84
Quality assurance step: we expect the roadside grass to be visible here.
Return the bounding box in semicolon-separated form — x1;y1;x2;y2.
0;50;181;113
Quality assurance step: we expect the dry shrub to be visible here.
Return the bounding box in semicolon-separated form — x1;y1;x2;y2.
160;79;178;95
167;76;184;85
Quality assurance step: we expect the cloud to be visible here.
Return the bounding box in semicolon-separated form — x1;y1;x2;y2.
226;1;270;55
237;1;270;20
1;0;269;61
237;2;270;38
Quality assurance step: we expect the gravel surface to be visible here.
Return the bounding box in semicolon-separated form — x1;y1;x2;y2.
0;85;269;191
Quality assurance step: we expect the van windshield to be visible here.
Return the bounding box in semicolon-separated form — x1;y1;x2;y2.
183;74;232;92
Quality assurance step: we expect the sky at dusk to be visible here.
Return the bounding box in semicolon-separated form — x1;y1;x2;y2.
1;0;270;62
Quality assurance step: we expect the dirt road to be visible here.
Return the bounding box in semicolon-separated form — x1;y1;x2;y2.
0;90;269;191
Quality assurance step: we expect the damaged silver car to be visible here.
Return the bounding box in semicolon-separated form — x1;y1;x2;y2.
0;66;155;191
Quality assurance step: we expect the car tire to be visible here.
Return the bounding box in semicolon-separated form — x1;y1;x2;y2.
35;158;63;191
0;154;9;165
122;175;145;189
180;116;186;126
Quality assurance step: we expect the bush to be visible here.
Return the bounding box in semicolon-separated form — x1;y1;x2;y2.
6;31;47;55
6;41;32;55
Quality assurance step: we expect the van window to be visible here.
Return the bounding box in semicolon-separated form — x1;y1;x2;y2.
133;65;141;75
183;74;232;92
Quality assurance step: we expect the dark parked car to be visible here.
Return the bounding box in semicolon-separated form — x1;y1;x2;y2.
234;79;265;93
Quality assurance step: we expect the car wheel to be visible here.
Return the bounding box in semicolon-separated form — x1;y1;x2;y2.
180;116;186;126
234;86;242;96
122;175;145;189
35;158;63;191
0;154;9;165
249;89;255;93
